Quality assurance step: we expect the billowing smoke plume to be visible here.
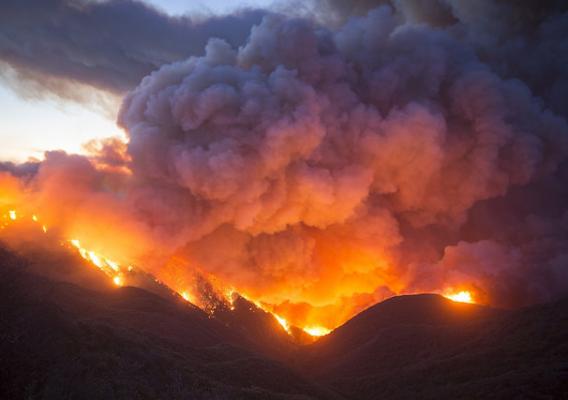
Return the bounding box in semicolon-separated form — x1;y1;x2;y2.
312;0;568;117
4;0;568;329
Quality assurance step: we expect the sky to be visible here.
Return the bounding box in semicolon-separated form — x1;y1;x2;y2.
0;0;274;162
0;84;125;162
143;0;275;15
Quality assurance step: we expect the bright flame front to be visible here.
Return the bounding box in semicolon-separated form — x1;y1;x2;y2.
274;314;291;333
69;238;126;288
0;206;486;340
445;290;474;304
303;326;331;337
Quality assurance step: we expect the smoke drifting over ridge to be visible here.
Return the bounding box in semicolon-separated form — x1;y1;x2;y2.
0;0;265;102
3;0;568;329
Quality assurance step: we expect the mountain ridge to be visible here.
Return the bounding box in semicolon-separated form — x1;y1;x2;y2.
1;243;567;399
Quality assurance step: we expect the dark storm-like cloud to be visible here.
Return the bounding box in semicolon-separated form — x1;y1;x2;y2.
0;161;40;178
311;0;568;118
0;0;265;98
313;0;567;27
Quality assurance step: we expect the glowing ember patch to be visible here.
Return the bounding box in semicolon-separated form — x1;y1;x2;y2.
88;251;103;268
181;291;193;302
224;288;236;310
3;214;132;292
303;326;331;337
105;258;120;271
79;248;89;260
445;290;474;304
68;239;127;285
274;314;291;333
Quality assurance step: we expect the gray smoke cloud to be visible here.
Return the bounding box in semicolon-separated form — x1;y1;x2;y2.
312;0;568;117
12;0;568;328
0;0;265;101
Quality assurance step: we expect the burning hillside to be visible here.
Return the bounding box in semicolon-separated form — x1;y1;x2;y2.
1;0;568;335
0;200;474;341
0;206;325;341
0;241;566;400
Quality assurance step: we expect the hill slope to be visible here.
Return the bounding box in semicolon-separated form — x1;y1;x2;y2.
0;245;341;400
1;243;567;399
303;295;568;399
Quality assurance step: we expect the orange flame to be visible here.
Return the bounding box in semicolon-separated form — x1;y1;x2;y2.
274;314;291;333
1;206;483;338
181;291;193;303
444;290;475;304
1;208;125;290
303;326;331;337
68;238;126;288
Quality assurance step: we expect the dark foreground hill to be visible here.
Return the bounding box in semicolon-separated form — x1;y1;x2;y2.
304;294;568;399
1;243;567;400
0;245;340;400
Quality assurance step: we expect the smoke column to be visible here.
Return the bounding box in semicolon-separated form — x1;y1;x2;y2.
6;0;568;329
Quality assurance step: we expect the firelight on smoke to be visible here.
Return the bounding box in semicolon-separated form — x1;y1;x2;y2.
1;209;129;291
3;0;568;339
1;207;328;337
